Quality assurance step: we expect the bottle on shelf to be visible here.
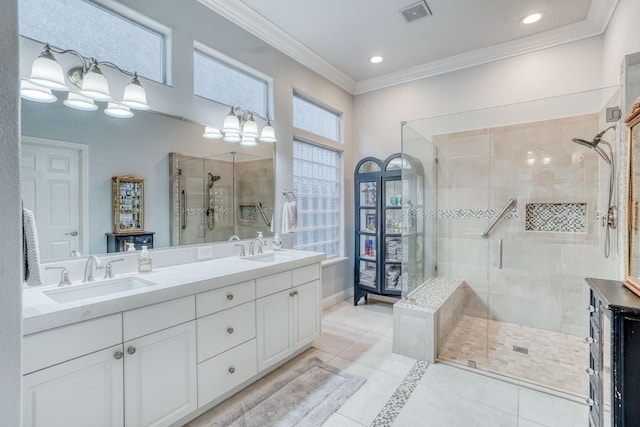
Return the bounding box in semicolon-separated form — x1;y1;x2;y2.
138;245;152;273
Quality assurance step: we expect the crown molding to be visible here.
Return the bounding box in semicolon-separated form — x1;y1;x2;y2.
198;0;357;94
199;0;618;96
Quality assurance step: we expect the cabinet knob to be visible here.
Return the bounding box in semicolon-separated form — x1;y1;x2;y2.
290;291;295;297
228;367;235;374
588;305;597;313
227;294;234;301
585;398;595;407
586;367;598;376
114;351;124;360
294;290;299;296
227;327;234;334
584;337;598;344
127;346;136;355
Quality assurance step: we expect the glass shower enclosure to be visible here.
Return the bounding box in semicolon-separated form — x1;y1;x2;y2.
402;86;621;397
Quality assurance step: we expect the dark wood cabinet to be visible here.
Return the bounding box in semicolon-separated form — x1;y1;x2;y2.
586;278;640;427
106;232;154;253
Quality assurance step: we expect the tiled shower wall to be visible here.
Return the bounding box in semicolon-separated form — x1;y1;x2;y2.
435;112;620;336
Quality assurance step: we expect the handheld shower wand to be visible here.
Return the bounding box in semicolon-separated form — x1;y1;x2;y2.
571;125;617;258
206;173;221;230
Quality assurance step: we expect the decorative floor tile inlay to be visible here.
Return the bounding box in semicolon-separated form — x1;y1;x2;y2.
370;360;429;427
525;202;586;232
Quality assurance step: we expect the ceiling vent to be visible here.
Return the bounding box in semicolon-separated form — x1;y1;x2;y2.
400;1;433;23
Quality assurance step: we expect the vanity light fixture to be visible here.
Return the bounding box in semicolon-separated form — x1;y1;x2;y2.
206;105;277;145
20;80;57;103
521;12;542;24
21;43;150;116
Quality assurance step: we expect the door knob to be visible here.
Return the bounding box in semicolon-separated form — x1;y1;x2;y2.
65;231;78;236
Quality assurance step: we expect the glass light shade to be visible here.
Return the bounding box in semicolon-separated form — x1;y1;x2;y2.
122;76;149;110
63;92;98;111
222;109;240;133
80;65;111;101
223;132;241;143
104;102;133;118
259;123;276;143
20;80;57;103
203;126;223;140
27;50;69;91
242;116;259;138
240;135;257;147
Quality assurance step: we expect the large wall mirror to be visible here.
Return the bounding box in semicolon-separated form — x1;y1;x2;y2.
626;51;640;277
21;99;275;261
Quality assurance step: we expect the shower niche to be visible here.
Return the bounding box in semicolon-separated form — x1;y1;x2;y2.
169;152;274;245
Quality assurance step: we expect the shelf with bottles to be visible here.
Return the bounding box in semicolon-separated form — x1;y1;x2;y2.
359;235;377;259
384;209;403;234
359;182;377;207
385;179;404;208
360;209;377;233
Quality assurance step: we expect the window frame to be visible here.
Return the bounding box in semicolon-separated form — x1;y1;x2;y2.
19;0;171;84
293;90;343;143
193;41;274;119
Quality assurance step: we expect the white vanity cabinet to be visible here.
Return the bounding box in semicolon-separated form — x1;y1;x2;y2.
256;264;321;371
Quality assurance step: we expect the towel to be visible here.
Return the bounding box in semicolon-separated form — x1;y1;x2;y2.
281;201;298;234
23;208;43;287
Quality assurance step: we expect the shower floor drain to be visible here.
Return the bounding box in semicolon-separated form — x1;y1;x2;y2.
513;345;529;355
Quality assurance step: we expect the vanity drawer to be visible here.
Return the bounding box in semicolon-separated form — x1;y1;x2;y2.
123;295;195;341
197;338;257;407
256;271;292;298
196;280;255;318
23;313;122;374
197;301;256;362
292;263;320;287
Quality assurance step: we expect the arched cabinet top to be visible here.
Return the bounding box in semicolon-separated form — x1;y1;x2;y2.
355;157;382;174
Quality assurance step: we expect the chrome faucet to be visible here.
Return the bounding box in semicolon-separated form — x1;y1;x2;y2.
248;237;266;255
83;255;104;282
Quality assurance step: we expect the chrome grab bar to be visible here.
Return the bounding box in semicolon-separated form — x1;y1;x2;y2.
256;202;271;227
481;198;516;238
182;190;187;230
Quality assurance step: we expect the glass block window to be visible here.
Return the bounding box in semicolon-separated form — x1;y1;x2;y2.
293;95;341;142
19;0;165;83
293;140;341;257
194;50;268;118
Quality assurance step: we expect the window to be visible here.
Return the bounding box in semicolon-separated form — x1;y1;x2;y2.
194;50;269;117
19;0;166;83
293;94;340;142
292;140;341;257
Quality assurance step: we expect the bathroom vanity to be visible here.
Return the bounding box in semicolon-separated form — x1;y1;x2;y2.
585;278;640;427
22;249;323;427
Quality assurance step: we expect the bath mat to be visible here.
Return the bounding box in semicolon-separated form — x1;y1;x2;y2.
199;357;365;427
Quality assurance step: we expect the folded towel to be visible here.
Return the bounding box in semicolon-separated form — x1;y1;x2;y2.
23;208;43;287
282;201;298;234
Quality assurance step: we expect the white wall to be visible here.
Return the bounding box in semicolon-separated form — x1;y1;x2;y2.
602;0;640;87
0;0;23;425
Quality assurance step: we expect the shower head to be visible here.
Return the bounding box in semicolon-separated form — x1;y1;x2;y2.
207;172;221;188
571;125;616;164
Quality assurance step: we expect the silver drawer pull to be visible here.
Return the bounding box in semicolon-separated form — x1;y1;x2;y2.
114;351;124;360
586;368;598;376
586;398;595;407
127;346;136;355
227;294;234;301
228;367;235;374
584;337;598;344
588;305;597;313
227;327;234;334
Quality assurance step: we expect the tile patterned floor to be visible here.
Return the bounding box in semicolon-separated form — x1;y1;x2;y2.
439;315;589;396
187;301;588;427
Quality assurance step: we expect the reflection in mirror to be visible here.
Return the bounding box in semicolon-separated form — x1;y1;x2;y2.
21;98;275;261
170;151;274;245
627;101;640;276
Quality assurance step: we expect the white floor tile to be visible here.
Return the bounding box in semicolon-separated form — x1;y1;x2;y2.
518;387;588;427
321;413;367;427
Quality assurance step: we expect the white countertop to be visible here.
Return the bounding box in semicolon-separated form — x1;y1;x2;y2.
23;249;325;335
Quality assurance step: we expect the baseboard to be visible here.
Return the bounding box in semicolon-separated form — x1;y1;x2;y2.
322;288;353;310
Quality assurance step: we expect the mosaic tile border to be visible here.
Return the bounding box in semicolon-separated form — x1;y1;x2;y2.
525;202;586;233
438;208;518;220
397;277;465;313
370;360;429;427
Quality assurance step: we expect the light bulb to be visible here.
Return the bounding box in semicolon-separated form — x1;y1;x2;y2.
27;45;69;91
223;132;241;143
242;114;259;138
20;80;57;103
122;74;149;110
80;63;111;101
104;102;133;118
259;120;276;143
222;107;240;133
203;126;223;140
63;92;98;111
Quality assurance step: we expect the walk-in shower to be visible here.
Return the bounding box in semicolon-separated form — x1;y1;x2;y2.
206;173;221;230
572;125;618;258
401;86;621;398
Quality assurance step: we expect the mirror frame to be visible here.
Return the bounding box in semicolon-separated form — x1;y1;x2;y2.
626;97;640;276
112;175;145;234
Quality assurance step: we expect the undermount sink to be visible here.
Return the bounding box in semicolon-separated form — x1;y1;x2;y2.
243;252;293;263
44;276;158;304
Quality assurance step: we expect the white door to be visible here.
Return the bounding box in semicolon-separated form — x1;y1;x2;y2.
23;345;124;427
21;138;86;259
292;280;321;350
256;289;293;371
124;321;197;427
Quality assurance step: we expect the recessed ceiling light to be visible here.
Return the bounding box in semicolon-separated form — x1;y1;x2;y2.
521;12;542;24
370;56;383;64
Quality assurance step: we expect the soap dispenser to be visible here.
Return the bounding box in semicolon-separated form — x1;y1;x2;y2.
138;245;152;273
272;233;282;250
125;242;136;252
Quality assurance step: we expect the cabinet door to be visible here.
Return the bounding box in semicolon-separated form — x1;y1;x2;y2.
293;280;320;350
256;290;293;371
23;345;124;427
124;321;197;427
